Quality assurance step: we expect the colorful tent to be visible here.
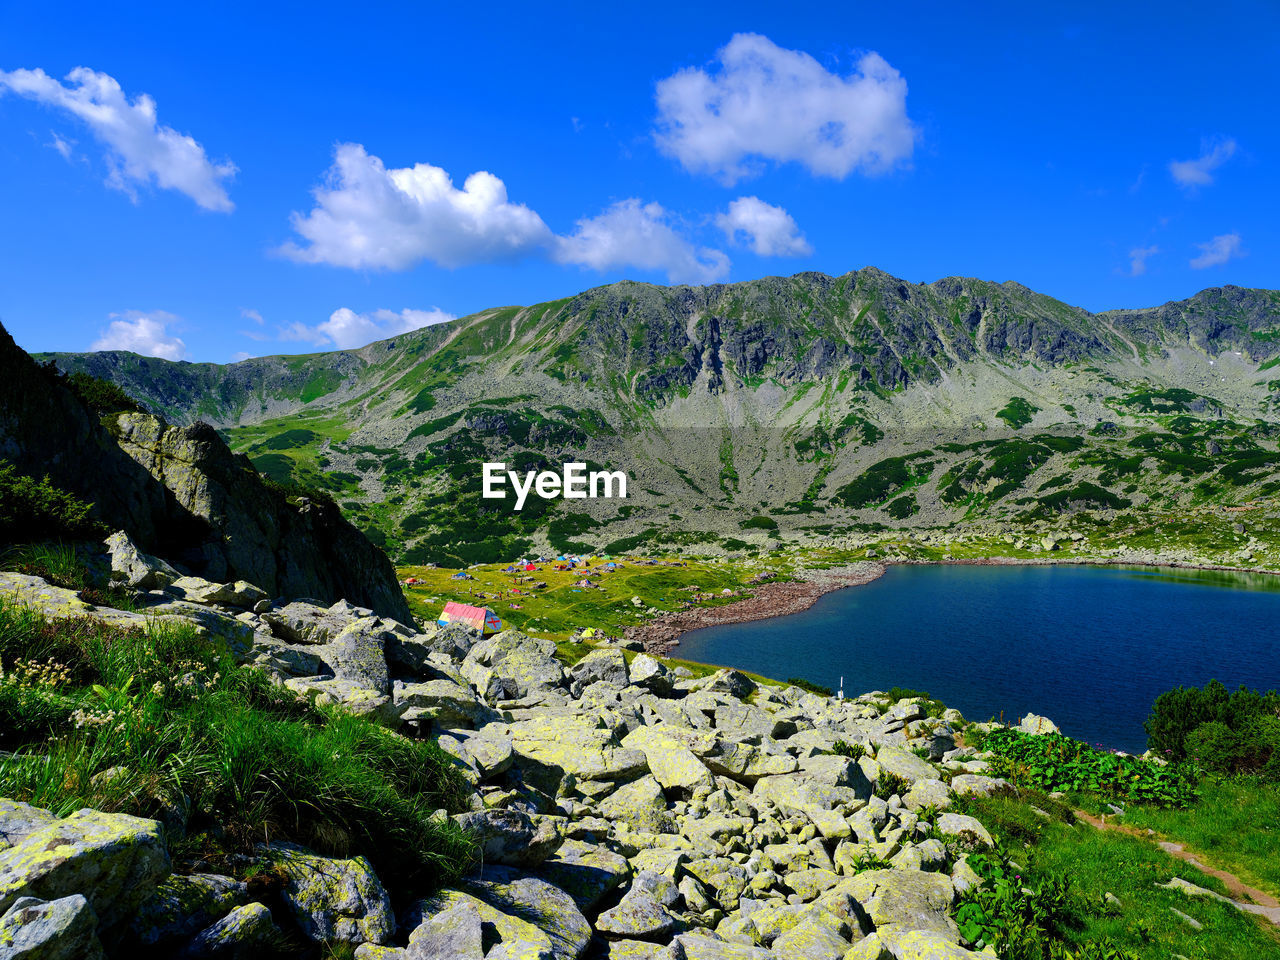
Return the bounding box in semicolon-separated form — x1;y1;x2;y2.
438;601;503;634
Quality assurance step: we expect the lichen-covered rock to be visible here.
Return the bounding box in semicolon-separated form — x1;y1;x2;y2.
570;648;629;689
264;601;357;645
934;814;993;850
321;619;394;694
435;728;514;779
455;809;563;868
846;929;986;959
948;775;1010;799
0;894;105;959
903;779;952;812
283;678;396;723
595;886;676;942
396;680;494;729
402;899;483;960
0;808;170;929
672;931;772;959
105;529;180;590
622;727;714;794
263;842;394;946
465;871;592;960
703;742;798;783
464;631;565;699
0;801;57;854
838;870;957;942
628;654;673;695
1016;714;1060;736
872;748;939;787
536;839;631;913
128;872;248;948
507;716;647;785
770;915;850;960
599;777;672;835
180;901;282;958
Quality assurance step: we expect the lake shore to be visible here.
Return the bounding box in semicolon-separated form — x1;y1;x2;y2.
626;562;886;656
631;553;1280;657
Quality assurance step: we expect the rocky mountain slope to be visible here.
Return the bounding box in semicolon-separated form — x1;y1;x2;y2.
1;324;410;621
41;271;1280;564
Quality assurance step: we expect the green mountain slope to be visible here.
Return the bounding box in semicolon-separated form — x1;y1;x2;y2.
41;269;1280;564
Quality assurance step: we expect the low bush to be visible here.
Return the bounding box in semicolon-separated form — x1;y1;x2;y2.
1145;680;1280;778
984;728;1197;807
786;676;833;697
0;463;105;543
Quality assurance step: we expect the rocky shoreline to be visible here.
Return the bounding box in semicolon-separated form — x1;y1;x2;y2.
628;553;1280;659
626;564;886;657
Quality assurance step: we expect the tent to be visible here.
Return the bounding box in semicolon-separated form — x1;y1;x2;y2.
438;601;503;635
581;627;599;640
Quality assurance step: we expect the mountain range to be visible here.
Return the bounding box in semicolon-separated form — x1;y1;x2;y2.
41;268;1280;564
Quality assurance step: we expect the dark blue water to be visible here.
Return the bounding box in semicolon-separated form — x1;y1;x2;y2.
676;565;1280;754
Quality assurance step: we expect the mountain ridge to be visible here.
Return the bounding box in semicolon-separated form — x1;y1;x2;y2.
38;268;1280;565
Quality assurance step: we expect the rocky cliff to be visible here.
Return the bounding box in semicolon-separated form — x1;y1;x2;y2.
0;323;411;622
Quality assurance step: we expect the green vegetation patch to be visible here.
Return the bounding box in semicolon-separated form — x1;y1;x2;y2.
0;464;105;543
996;396;1040;429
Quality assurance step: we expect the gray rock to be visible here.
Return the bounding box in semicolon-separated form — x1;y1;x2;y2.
404;900;484;960
319;619;393;693
395;679;494;729
464;871;592;960
0;894;105;960
0;800;57;853
129;873;248;947
105;529;180;590
454;809;563;868
570;648;630;688
263;842;394;946
0;808;170;929
595;888;676;942
537;839;631;913
629;654;674;695
263;601;355;645
180;902;282;958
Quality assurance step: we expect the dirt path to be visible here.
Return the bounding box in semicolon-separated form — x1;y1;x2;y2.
1077;809;1280;928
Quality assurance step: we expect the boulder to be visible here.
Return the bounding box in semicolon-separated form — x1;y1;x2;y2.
435;728;514;779
395;680;494;730
570;648;629;688
263;842;394;946
263;601;355;645
1015;714;1060;736
0;894;105;960
464;631;565;699
0;801;57;853
434;872;592;960
323;620;394;693
129;873;249;948
284;678;396;723
537;839;631;913
180;901;282;958
846;930;985;959
948;775;1010;799
599;776;673;835
770;915;850;960
105;529;180;590
408;888;555;960
703;742;798;784
622;727;715;794
507;716;647;785
628;654;673;695
935;814;993;850
0;808;170;929
454;810;563;868
838;869;957;941
403;900;483;960
671;931;773;959
595;887;675;942
902;779;952;812
872;747;938;787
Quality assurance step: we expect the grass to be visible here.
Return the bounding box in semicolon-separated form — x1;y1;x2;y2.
0;598;475;895
1118;777;1280;900
961;791;1280;959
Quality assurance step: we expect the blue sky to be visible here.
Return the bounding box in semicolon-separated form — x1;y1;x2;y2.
0;0;1275;362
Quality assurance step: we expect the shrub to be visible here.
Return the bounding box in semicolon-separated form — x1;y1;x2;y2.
0;464;105;543
832;739;866;760
1145;679;1280;767
740;516;778;531
786;676;833;697
985;728;1197;807
1184;721;1240;774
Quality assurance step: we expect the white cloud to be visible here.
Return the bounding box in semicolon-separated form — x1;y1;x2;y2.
1169;138;1236;190
280;143;553;270
0;67;235;211
91;310;187;359
46;130;74;160
554;199;730;284
716;196;812;257
1189;233;1244;269
279;306;456;350
230;351;254;362
241;308;265;325
1128;245;1159;276
654;33;916;184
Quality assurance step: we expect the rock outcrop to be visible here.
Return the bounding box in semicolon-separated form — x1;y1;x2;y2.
0;323;410;623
